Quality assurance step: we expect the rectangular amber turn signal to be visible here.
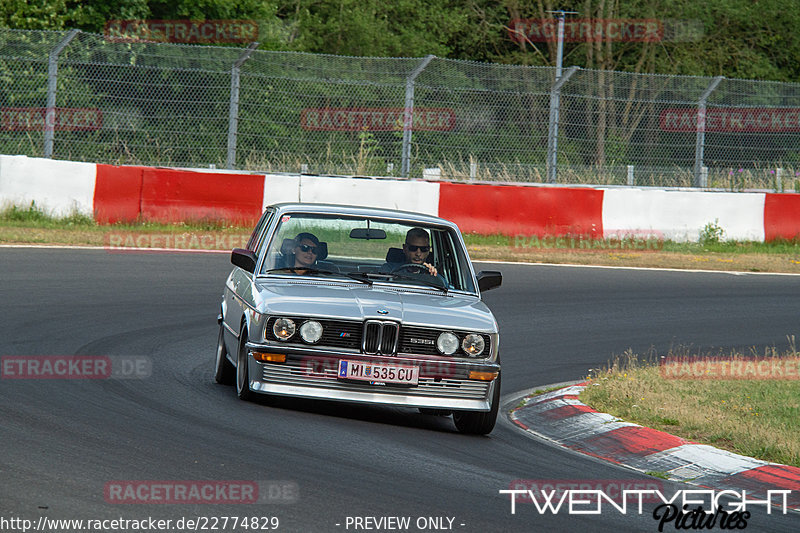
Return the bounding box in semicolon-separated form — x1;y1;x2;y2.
252;352;286;363
468;370;499;381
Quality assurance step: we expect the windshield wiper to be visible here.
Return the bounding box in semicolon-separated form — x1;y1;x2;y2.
262;268;375;286
262;268;447;292
262;267;341;276
381;272;448;293
342;272;376;285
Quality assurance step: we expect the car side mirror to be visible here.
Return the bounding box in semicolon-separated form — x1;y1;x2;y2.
231;248;257;273
476;271;502;292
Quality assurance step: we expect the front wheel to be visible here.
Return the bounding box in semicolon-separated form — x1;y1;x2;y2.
236;327;256;401
453;374;500;435
214;323;235;385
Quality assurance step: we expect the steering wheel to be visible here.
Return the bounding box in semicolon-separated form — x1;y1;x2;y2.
391;262;429;275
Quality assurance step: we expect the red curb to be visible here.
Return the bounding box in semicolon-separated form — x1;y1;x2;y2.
539;404;597;420
570;425;691;460
722;465;800;508
728;464;800;490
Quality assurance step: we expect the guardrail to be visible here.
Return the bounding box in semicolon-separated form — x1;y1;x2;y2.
2;155;799;242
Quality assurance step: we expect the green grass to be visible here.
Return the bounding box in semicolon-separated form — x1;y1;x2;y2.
579;348;800;467
1;202;95;226
0;202;242;232
660;239;800;255
3;204;800;274
461;231;800;256
3;204;800;256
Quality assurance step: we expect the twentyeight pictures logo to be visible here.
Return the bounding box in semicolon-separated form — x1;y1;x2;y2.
508;479;665;504
500;485;792;530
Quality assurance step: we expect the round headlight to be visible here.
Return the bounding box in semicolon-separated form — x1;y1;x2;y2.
436;332;459;355
299;320;323;344
273;318;296;340
461;334;485;356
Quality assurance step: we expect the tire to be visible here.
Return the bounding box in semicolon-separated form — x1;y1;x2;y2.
214;323;235;385
453;374;500;435
236;326;256;401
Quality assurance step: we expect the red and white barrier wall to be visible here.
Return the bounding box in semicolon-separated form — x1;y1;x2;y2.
2;154;800;242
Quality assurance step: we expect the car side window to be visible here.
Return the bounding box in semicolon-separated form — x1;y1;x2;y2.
246;210;274;255
435;230;473;292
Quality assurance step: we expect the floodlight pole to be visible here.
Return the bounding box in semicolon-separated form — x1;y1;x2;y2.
44;29;79;158
226;42;259;170
693;76;724;187
401;55;435;179
545;10;577;184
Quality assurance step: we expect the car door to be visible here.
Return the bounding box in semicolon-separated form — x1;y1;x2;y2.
223;208;275;348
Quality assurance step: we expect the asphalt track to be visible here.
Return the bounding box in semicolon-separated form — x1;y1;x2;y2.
1;248;799;532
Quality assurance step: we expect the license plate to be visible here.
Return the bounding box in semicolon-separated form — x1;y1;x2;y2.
338;360;419;385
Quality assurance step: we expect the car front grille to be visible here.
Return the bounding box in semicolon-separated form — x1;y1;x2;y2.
265;317;491;358
362;320;399;355
266;317;361;350
261;362;490;400
399;327;492;357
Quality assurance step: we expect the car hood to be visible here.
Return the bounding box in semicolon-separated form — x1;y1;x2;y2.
253;278;497;333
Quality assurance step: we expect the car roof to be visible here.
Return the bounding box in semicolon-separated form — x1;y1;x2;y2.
268;203;459;228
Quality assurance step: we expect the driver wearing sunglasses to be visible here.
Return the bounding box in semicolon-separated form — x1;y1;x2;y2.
397;227;438;276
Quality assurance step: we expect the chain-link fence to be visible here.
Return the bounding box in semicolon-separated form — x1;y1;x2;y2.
3;28;800;190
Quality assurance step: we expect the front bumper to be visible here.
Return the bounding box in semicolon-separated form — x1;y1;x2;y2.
245;343;500;411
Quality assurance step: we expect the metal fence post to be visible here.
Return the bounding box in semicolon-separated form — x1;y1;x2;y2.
401;55;435;179
226;42;259;170
546;66;578;184
44;29;79;158
693;76;724;187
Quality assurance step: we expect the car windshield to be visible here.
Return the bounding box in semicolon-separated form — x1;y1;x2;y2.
258;213;476;293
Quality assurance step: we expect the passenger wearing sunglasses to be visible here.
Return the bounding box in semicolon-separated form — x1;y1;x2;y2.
291;232;322;274
380;227;438;277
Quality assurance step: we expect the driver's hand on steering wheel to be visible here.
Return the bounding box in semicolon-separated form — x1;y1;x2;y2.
420;262;438;276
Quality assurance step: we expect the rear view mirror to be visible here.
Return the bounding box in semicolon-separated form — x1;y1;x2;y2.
349;228;387;240
231;248;256;273
476;271;502;292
